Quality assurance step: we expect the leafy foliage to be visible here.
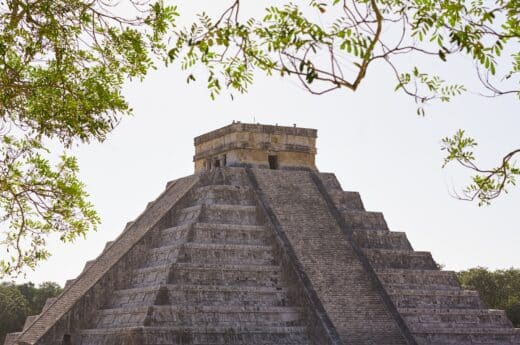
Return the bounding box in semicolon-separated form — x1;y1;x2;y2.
0;136;100;274
169;0;518;101
457;267;520;326
0;0;178;276
0;0;517;277
442;130;520;205
0;281;62;344
1;0;177;145
169;0;519;204
0;283;29;344
16;281;62;315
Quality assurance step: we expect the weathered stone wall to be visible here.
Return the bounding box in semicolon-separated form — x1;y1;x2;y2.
252;169;408;344
242;168;343;345
9;158;519;345
11;168;324;345
193;123;317;172
319;172;520;345
12;175;199;345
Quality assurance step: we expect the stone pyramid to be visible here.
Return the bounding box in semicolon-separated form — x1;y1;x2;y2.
6;123;519;345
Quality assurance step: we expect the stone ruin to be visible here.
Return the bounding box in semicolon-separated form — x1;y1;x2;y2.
6;122;519;345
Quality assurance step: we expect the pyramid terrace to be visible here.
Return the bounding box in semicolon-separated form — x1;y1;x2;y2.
6;123;519;345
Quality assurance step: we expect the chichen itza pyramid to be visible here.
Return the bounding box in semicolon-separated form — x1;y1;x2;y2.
6;122;519;345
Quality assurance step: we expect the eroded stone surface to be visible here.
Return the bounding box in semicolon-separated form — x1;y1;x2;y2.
7;123;520;345
193;122;317;172
320;172;520;345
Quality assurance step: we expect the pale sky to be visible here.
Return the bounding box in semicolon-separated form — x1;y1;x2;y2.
8;1;520;286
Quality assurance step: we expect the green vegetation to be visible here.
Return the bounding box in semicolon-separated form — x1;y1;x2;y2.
457;267;520;326
171;0;519;205
1;0;518;277
0;0;177;277
0;281;62;343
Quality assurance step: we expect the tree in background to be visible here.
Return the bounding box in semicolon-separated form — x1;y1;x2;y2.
0;281;62;344
457;267;520;326
0;0;177;277
170;0;519;206
0;283;30;344
16;281;62;315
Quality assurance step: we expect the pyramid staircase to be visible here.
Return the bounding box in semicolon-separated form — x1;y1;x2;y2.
7;168;520;345
58;171;314;345
320;173;520;345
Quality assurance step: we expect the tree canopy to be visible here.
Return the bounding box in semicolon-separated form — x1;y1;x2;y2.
0;0;518;277
0;281;62;344
457;267;520;326
170;0;519;205
0;0;177;277
0;283;28;343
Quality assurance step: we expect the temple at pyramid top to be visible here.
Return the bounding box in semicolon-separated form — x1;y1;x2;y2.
193;122;317;172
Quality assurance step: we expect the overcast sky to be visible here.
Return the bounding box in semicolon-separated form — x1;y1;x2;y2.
8;1;519;286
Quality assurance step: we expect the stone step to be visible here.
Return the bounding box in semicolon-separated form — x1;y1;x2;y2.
376;269;460;289
319;172;343;191
173;205;203;225
145;243;182;266
169;263;282;287
178;242;275;265
93;306;149;328
3;332;22;345
23;315;38;330
159;224;191;245
109;286;159;308
131;264;171;288
94;305;302;328
400;308;513;329
148;305;303;327
341;210;388;230
412;327;520;345
175;204;261;226
43;297;57;311
109;284;289;308
352;229;412;250
81;260;95;273
162;285;289;307
197;170;228;186
199;204;262;225
102;241;114;253
364;249;438;269
192;185;255;205
328;190;365;211
76;326;312;345
191;223;269;245
386;283;461;291
64;278;76;289
388;288;485;309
